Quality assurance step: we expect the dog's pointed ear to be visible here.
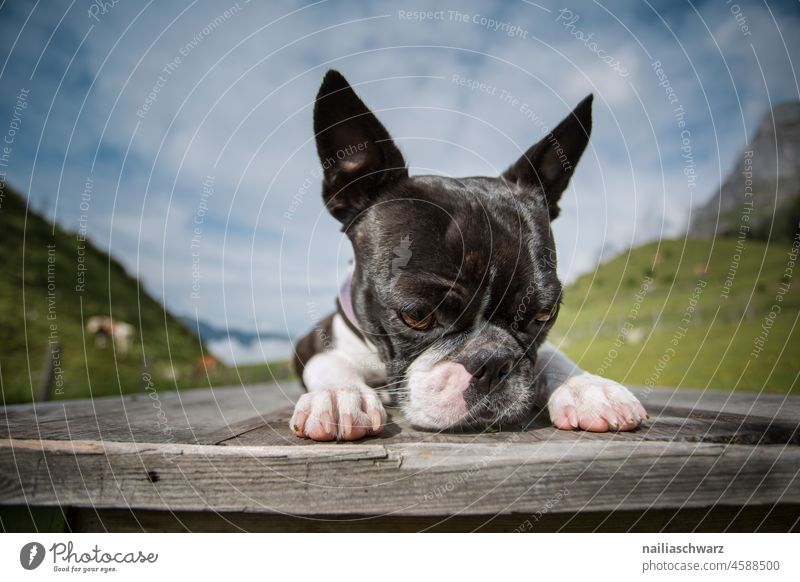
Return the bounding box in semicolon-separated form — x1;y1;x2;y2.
314;70;407;226
502;94;592;219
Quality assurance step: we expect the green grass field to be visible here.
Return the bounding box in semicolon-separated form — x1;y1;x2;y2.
550;237;799;394
2;184;796;403
0;187;292;404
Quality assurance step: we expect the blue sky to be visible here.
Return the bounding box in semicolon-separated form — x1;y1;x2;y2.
1;0;798;362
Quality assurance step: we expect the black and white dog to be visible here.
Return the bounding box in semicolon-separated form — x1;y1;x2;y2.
290;70;647;441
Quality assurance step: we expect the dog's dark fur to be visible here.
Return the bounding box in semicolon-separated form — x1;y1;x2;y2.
293;70;593;427
289;71;648;440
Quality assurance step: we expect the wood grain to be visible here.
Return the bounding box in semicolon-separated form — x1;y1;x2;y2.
0;382;303;444
1;383;798;532
1;437;798;516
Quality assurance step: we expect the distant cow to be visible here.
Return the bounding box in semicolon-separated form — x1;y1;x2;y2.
86;316;135;356
193;354;220;377
694;263;710;277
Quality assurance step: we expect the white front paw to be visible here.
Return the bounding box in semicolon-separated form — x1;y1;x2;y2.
547;373;648;432
290;386;386;441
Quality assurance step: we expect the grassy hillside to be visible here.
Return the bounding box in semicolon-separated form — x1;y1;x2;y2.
551;237;799;394
3;181;794;402
0;186;210;404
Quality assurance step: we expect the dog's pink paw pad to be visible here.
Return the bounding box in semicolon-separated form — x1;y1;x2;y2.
289;386;386;441
548;373;647;433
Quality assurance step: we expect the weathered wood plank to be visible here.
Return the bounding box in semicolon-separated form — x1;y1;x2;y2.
629;386;800;421
2;384;798;530
2;384;796;445
0;382;303;444
0;382;800;445
1;438;798;516
223;402;800;447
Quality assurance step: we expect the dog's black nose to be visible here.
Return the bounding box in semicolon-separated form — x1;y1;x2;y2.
464;351;514;394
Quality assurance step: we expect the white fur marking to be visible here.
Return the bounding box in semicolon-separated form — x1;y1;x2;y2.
536;342;647;431
292;315;387;441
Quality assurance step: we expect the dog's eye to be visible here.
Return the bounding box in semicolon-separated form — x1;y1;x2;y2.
534;305;557;323
399;310;436;331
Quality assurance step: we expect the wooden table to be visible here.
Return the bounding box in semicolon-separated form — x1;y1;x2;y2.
1;383;799;532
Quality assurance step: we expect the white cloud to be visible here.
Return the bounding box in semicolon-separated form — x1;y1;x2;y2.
207;336;293;366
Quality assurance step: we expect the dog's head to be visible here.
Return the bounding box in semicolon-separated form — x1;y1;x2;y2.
314;70;591;430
